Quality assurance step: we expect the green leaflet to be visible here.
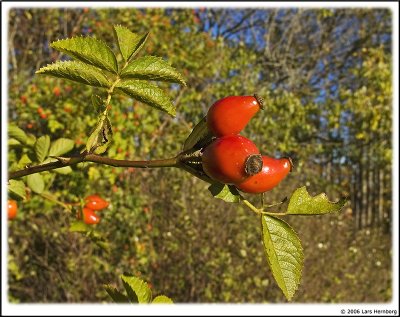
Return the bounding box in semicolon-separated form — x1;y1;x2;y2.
113;25;149;61
50;36;118;73
8;180;26;200
115;80;176;116
86;116;112;154
36;61;111;88
182;115;213;151
261;215;303;301
120;274;152;304
121;56;186;86
34;135;50;163
104;285;130;303
26;173;45;194
8;125;28;145
208;183;240;203
152;295;173;304
69;220;91;233
286;186;347;215
48;138;75;157
91;94;106;113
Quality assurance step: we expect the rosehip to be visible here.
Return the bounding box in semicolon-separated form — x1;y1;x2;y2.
202;135;262;184
207;95;264;136
53;86;61;97
82;207;100;225
236;156;292;193
8;200;17;220
84;194;109;211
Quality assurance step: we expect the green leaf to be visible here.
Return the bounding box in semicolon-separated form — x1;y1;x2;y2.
9;138;22;146
50;36;118;73
115;80;176;116
121;56;186;86
48;138;74;157
54;166;73;175
152;295;173;304
113;26;148;61
183;116;213;151
104;285;130;303
42;158;73;175
208;183;240;203
86;116;112;154
261;215;303;301
26;173;45;194
93;117;113;155
26;134;37;146
36;61;111;88
8;180;26;200
286;186;347;215
91;94;106;113
120;274;152;304
69;220;91;233
34;135;50;163
9;125;28;144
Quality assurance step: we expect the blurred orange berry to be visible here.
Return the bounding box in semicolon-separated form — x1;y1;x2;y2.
8;200;17;220
53;86;61;97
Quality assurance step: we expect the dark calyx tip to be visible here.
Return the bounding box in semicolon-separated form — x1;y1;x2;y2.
282;156;294;172
245;154;263;176
254;94;264;110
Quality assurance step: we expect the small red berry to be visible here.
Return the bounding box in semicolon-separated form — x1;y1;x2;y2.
207;95;263;137
236;156;292;193
82;207;100;225
53;86;61;97
202;135;261;184
20;95;27;104
84;194;109;211
8;200;18;220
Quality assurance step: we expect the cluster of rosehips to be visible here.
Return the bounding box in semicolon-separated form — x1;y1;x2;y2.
201;95;292;194
77;194;109;225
